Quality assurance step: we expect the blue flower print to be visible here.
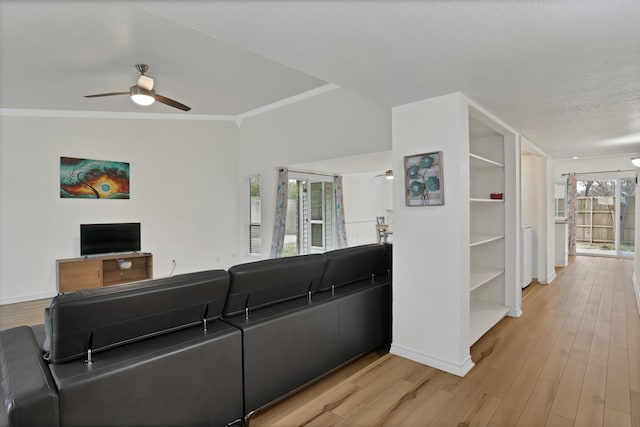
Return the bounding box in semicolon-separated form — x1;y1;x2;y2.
426;176;440;191
419;156;434;169
407;165;421;179
409;180;423;196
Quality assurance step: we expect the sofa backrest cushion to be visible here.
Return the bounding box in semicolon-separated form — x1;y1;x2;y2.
224;254;326;317
44;270;229;364
318;244;390;292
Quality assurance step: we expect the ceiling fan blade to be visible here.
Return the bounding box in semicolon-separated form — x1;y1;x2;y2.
155;94;191;111
84;92;129;98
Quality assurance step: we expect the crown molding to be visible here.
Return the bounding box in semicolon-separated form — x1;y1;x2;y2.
0;108;235;121
234;83;340;126
0;83;341;124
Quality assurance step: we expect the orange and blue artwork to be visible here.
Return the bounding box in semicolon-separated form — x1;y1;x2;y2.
60;157;130;199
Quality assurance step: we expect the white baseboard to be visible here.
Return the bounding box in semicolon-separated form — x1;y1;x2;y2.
545;271;557;284
508;307;523;317
390;343;474;377
0;290;56;306
633;272;640;317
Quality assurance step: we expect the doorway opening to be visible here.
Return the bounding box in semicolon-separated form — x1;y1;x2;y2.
575;173;635;257
284;175;335;257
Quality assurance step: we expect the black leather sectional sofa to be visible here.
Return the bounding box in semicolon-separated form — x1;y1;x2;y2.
0;243;392;427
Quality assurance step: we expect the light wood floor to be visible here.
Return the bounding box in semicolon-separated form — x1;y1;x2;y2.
249;256;640;427
0;297;50;330
1;256;638;426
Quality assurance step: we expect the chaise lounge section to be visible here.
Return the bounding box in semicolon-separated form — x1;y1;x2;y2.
2;270;244;427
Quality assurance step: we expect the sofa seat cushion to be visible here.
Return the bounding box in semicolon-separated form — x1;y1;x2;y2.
45;270;229;364
49;321;243;427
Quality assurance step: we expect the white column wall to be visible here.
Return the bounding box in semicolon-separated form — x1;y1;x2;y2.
390;93;470;375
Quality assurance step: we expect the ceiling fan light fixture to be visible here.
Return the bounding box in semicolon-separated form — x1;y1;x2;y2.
130;86;155;106
631;157;640;168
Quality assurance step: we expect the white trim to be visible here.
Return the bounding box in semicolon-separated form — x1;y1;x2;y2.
235;84;340;125
520;136;550;158
508;307;523;317
0;84;340;123
0;290;57;306
545;270;557;284
0;108;235;121
390;343;474;377
634;272;640;317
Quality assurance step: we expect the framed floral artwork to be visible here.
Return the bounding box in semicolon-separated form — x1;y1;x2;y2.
404;151;443;206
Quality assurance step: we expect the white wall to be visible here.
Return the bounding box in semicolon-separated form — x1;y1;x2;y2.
0;116;239;303
521;153;547;282
391;93;470;374
636;184;640;315
237;88;391;258
342;172;393;246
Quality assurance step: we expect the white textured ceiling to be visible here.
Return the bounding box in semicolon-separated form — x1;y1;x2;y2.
1;1;639;160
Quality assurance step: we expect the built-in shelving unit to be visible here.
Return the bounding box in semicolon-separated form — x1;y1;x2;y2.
469;300;511;344
470;266;504;291
390;93;521;377
468;107;518;346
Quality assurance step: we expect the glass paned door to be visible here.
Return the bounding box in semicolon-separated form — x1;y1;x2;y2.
309;181;333;253
575;176;635;257
283;177;334;256
576;179;616;256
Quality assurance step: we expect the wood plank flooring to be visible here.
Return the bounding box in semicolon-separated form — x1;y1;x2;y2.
249;256;639;427
1;256;638;426
0;297;50;330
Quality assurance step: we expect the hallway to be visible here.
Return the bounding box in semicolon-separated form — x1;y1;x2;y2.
250;256;639;426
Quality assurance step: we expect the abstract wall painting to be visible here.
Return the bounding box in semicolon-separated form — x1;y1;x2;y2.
404;151;444;206
60;157;130;199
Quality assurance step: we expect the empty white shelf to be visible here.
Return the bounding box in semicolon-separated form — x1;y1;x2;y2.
470;234;504;247
469;299;510;345
469;153;504;169
470;198;504;203
470;266;505;291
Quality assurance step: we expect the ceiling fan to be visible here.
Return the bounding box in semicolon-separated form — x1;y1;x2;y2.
375;170;394;180
85;64;191;111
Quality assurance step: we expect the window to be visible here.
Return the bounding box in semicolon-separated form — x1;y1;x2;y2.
248;176;261;254
283;175;334;256
574;174;635;257
554;180;567;219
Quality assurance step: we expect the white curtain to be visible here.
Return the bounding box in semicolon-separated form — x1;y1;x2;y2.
568;172;577;256
270;168;288;258
334;175;348;248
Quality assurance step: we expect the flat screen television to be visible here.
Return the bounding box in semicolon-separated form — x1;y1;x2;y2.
80;222;141;256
